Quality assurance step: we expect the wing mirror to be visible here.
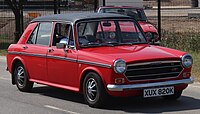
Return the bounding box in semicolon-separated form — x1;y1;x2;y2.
145;32;160;45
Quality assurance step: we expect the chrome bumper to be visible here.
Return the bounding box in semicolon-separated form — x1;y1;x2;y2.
107;77;194;91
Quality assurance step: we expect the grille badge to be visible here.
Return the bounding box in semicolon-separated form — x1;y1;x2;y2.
171;68;179;72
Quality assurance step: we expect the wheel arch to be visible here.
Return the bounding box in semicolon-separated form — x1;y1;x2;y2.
11;57;27;85
79;67;105;93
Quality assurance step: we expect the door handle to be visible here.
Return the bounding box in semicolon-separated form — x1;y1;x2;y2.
22;45;28;49
48;48;54;52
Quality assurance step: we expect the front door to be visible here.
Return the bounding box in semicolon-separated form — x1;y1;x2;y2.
47;23;79;91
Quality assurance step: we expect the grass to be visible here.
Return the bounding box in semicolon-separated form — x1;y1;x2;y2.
0;42;11;49
160;31;200;52
0;35;13;49
0;49;7;56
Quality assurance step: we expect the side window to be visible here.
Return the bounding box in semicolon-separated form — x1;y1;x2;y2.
52;23;73;46
27;25;39;44
36;22;53;46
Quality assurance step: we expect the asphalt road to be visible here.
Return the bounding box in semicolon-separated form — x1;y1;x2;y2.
1;56;200;114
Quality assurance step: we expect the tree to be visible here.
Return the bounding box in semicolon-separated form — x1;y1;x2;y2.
5;0;26;43
191;0;199;7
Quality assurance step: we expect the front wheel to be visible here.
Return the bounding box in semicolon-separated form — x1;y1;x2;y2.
162;90;182;100
14;62;33;92
83;72;108;108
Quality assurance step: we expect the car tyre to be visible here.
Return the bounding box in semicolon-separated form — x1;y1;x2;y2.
162;90;182;100
83;72;108;108
14;62;33;92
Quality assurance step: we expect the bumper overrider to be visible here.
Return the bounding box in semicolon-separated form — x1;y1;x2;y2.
107;77;194;91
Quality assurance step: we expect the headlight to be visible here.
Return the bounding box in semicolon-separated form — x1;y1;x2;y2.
114;59;126;74
181;54;193;68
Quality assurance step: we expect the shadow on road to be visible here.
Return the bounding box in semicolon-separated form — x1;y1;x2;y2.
105;96;200;113
31;86;85;104
32;86;200;113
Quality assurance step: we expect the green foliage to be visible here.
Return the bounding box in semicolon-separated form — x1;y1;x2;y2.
0;35;13;49
0;42;10;49
0;49;7;56
190;51;200;82
161;31;200;52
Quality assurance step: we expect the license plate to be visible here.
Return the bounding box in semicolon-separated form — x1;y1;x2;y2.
143;86;174;98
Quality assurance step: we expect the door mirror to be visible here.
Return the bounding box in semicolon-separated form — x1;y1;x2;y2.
56;43;66;49
145;32;160;45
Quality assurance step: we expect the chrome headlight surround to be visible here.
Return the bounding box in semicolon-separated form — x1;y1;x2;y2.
114;59;127;74
181;54;193;68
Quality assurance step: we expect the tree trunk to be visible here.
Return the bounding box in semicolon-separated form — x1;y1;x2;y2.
191;0;198;7
14;10;21;43
6;0;24;43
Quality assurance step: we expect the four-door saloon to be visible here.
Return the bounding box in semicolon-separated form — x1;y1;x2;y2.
98;6;159;42
7;13;193;107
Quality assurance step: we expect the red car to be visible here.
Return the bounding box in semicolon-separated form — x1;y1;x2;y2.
98;6;159;42
7;13;193;108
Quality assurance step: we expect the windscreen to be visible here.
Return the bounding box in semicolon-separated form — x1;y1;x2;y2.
77;19;146;47
100;8;147;21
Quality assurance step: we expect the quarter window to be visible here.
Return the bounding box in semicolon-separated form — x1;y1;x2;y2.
27;25;39;44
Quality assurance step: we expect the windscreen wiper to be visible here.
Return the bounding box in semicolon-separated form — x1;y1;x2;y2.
115;42;147;46
102;41;120;46
131;42;148;45
80;42;101;47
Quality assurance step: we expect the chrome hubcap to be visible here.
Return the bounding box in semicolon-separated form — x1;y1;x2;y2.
86;78;97;101
16;66;25;86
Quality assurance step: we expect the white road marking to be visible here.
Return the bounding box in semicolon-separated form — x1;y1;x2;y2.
0;77;11;81
44;105;81;114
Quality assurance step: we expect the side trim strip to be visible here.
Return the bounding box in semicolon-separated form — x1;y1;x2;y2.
8;52;46;58
78;60;111;68
8;51;21;55
8;51;111;68
107;77;194;91
47;55;77;63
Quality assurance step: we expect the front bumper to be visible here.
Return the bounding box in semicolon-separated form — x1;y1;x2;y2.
107;77;194;91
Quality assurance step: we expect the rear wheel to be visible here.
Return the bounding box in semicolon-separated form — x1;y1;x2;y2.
14;62;33;92
162;90;182;100
83;72;108;108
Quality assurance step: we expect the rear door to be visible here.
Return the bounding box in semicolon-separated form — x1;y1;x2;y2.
24;22;53;81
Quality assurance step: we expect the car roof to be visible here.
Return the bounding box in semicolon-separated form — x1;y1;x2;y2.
99;6;143;10
31;13;133;23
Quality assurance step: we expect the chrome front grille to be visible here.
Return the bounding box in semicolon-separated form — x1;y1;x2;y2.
125;61;183;81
